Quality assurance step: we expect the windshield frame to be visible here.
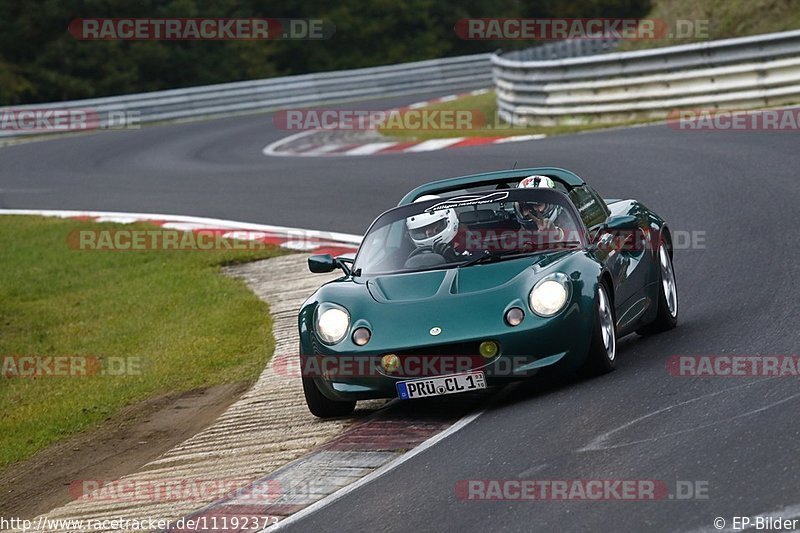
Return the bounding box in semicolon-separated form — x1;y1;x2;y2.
352;188;588;277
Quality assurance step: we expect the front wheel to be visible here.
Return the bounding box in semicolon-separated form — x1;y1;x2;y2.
302;376;356;418
582;283;617;376
637;240;678;336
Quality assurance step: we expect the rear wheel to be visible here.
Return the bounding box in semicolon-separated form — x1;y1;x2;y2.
582;283;616;376
637;240;678;335
302;376;356;418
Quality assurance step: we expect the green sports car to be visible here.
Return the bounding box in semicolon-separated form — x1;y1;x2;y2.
298;167;678;417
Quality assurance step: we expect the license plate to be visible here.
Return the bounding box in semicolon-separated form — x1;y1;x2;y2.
396;371;486;400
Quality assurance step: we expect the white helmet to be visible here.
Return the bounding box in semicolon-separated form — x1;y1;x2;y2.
515;175;561;228
405;194;459;248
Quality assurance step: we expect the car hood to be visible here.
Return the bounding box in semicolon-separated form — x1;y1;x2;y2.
303;249;590;353
366;250;574;302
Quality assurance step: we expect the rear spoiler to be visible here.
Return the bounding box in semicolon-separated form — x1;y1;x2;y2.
398;167;586;206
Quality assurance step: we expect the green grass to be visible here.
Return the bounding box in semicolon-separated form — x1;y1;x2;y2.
0;216;285;468
619;0;800;51
381;91;659;141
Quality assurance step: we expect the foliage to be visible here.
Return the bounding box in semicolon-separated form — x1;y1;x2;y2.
0;0;649;104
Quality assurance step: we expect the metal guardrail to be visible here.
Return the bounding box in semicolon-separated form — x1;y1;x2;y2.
6;31;798;138
492;30;800;125
501;36;619;61
0;54;493;138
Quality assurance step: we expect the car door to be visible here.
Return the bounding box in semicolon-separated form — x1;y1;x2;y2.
586;189;654;334
603;200;658;333
568;186;628;319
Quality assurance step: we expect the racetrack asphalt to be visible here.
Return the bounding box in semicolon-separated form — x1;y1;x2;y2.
2;89;799;532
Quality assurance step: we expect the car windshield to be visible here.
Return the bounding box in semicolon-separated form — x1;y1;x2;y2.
353;189;585;276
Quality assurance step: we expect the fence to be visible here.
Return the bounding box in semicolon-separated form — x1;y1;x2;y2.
492;30;800;125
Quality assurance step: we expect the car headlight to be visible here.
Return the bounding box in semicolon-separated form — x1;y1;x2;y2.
529;273;571;317
315;303;350;345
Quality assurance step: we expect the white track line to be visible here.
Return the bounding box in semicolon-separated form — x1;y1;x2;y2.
494;134;547;143
260;88;554;158
343;141;398;155
265;383;518;531
304;143;346;156
93;216;141;224
0;209;363;245
265;411;483;532
262;130;320;157
404;137;465;152
160;222;217;231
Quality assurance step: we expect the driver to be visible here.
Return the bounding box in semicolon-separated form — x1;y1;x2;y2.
405;195;466;262
514;175;567;243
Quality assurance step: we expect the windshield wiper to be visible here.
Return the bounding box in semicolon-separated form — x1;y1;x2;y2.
458;250;531;268
458;241;582;268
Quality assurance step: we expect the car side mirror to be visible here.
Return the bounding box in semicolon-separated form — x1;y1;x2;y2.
308;254;337;273
308;254;353;275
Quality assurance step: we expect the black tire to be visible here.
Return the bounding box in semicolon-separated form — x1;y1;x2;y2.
637;239;678;336
302;376;356;418
582;283;617;376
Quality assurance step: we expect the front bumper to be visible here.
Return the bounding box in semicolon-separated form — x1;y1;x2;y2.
303;301;593;402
